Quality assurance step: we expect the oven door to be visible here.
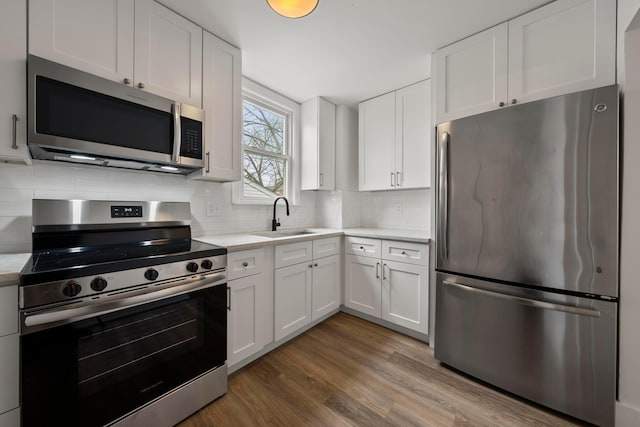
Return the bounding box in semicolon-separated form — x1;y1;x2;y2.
21;281;227;427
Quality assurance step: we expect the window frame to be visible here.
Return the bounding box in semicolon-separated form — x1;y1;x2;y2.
232;78;300;205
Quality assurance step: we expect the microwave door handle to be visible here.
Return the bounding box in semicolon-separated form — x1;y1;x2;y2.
172;102;181;163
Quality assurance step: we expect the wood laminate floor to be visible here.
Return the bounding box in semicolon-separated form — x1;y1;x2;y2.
178;312;586;427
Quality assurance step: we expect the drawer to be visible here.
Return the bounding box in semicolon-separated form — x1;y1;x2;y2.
382;240;429;266
0;286;18;337
275;241;313;269
228;249;264;280
313;236;341;259
344;236;381;257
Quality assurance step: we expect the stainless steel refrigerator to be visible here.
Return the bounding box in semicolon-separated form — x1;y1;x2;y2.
434;85;618;427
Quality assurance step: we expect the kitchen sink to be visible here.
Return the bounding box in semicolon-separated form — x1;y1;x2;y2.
252;229;316;238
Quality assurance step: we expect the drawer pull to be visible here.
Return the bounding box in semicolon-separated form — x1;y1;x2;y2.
359;246;364;250
314;263;318;267
242;262;248;267
401;250;407;255
308;264;313;268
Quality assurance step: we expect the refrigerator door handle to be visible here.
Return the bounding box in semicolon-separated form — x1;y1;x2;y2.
443;280;601;318
438;131;450;260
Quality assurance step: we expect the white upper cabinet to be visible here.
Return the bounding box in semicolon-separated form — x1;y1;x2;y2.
395;80;431;189
301;97;336;191
0;0;30;164
507;0;615;104
434;0;616;124
134;0;202;106
359;91;396;191
359;80;431;191
29;0;203;106
434;24;508;124
29;0;135;84
191;31;242;181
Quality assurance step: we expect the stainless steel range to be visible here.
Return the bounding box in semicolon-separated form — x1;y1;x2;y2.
19;199;228;427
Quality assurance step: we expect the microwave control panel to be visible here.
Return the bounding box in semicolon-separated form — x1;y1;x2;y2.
180;117;203;159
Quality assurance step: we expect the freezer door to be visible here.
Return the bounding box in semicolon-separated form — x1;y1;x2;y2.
434;272;616;427
436;85;618;297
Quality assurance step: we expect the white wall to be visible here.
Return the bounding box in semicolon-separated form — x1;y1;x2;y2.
617;2;640;425
0;161;316;254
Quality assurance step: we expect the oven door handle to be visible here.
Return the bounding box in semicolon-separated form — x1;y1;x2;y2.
22;272;227;332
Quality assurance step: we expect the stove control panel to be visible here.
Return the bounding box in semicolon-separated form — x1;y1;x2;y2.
20;254;227;309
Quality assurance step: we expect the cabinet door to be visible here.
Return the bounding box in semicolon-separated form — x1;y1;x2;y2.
434;23;508;123
0;285;18;337
274;263;312;341
358;92;396;190
0;0;30;164
134;0;202;106
381;260;428;334
301;97;336;190
227;273;267;367
508;0;615;104
344;254;381;317
395;80;431;189
0;408;19;427
0;334;19;415
311;254;341;321
29;0;134;84
194;31;242;181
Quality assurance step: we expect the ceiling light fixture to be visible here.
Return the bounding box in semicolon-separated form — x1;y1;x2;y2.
266;0;319;19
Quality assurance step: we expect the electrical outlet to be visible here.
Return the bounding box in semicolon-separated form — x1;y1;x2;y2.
206;202;222;217
393;204;402;214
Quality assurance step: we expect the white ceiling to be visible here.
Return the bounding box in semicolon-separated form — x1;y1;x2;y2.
158;0;551;107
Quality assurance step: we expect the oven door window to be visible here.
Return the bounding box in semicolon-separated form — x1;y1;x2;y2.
21;284;227;427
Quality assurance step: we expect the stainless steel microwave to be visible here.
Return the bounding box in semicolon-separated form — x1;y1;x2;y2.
27;55;204;174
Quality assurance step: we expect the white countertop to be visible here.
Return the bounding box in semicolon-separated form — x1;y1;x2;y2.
195;227;430;252
0;253;30;286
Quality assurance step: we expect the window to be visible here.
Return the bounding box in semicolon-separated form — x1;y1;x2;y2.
234;79;299;204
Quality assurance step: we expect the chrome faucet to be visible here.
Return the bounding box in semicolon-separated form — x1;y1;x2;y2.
272;197;290;231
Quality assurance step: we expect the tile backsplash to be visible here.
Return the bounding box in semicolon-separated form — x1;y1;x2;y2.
0;161;316;253
0;161;431;254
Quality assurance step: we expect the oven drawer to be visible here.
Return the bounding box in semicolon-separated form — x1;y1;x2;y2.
228;249;264;280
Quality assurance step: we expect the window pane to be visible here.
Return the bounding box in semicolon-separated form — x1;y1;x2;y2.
243;102;285;154
243;153;286;196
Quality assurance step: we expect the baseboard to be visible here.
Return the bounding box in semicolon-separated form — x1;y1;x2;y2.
339;306;429;344
616;401;640;426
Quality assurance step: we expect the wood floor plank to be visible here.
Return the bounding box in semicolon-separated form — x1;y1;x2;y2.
178;312;586;427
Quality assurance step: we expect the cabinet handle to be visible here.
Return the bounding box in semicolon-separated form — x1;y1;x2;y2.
123;78;131;85
11;114;18;149
390;172;395;187
511;98;517;105
359;246;364;251
376;262;380;279
499;101;505;107
314;263;318;267
319;173;323;187
227;286;231;311
383;264;388;280
401;250;407;255
138;82;145;89
206;152;210;173
308;264;313;268
242;261;248;267
396;171;401;187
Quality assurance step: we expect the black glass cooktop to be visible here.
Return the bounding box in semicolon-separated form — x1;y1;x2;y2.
20;226;226;286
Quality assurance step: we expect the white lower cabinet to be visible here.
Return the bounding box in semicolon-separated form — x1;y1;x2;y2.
345;237;429;334
274;237;341;341
274;262;312;341
0;333;19;418
226;248;272;368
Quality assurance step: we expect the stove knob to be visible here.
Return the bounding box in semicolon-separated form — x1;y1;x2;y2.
144;268;159;281
62;281;82;297
186;262;199;273
201;259;213;270
90;277;108;292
